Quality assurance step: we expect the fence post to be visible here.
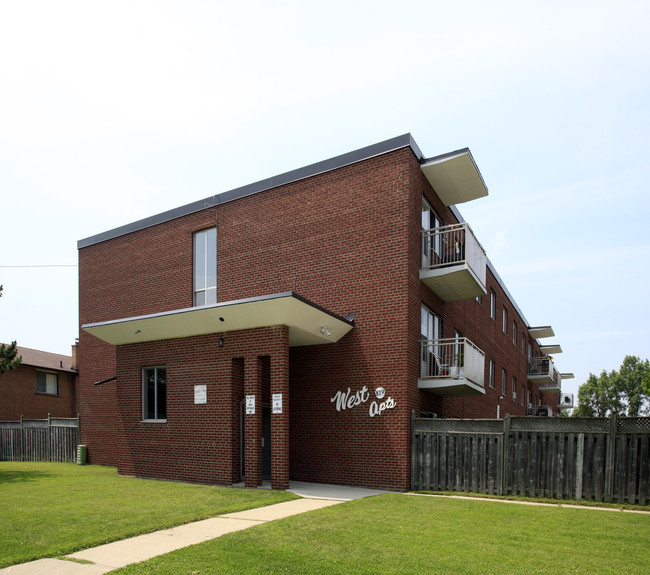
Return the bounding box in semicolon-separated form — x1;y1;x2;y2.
47;413;52;463
502;414;511;496
575;433;584;500
20;415;24;462
605;411;618;503
410;410;416;491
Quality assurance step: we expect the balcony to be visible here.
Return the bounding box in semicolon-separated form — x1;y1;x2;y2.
419;337;485;396
420;223;487;301
527;357;561;393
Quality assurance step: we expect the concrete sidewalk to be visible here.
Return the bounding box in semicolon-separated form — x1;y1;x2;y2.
1;482;387;574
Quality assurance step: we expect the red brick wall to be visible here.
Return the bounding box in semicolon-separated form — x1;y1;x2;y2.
0;365;77;420
78;144;550;490
407;154;549;420
110;327;287;485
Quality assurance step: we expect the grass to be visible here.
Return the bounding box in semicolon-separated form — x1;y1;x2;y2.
415;490;650;512
0;462;297;568
113;494;650;575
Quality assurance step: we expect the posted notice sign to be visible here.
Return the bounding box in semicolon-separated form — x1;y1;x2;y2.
245;395;256;415
194;385;207;405
272;393;283;414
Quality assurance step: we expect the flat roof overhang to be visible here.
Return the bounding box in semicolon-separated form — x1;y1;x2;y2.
420;149;489;206
528;325;555;339
82;292;354;347
540;344;563;355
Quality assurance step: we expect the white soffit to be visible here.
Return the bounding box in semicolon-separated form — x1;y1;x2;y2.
82;293;353;347
420;150;488;206
560;373;575;379
540;344;562;355
529;326;555;339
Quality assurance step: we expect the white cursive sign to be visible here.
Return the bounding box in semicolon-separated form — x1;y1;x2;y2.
330;386;396;417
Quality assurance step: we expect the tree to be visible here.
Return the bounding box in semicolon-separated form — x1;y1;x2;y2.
617;356;650;416
0;284;23;374
573;356;650;417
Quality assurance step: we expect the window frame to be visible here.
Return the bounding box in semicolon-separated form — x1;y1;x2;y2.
502;306;508;334
193;227;217;307
490;290;496;320
501;368;507;396
488;360;495;389
36;370;58;395
512;376;517;401
142;366;167;422
512;321;517;346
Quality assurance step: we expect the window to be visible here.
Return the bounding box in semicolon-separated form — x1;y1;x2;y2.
143;367;167;421
521;383;525;406
193;227;217;306
476;295;482;304
522;333;526;355
489;360;495;389
512;321;517;346
501;368;507;396
490;290;496;320
502;307;508;334
420;305;442;377
36;371;58;395
421;198;442;267
512;376;517;401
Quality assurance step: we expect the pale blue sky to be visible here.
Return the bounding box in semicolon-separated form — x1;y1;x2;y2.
1;0;649;401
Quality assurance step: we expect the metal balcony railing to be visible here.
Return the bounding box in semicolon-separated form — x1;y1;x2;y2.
420;223;487;301
420;337;485;388
528;357;561;391
422;223;486;272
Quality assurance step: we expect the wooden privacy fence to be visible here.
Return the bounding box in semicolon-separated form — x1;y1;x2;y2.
411;413;650;505
0;416;80;463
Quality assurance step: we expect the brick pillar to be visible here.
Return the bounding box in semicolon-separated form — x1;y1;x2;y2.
271;326;290;490
244;356;262;488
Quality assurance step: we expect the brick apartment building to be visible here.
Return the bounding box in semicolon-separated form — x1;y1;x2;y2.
0;345;78;420
77;134;569;491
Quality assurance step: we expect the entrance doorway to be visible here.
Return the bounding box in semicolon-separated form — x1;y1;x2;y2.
240;402;271;481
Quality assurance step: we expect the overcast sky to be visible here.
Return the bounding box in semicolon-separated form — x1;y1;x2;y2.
1;0;649;402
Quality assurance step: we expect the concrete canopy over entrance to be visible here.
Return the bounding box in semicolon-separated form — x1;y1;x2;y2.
82;291;353;347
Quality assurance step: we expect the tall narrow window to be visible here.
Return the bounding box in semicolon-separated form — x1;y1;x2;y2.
489;360;495;389
502;307;508;333
193;227;217;306
421;305;442;377
421;198;442;268
512;376;517;401
143;366;166;421
521;383;525;406
522;333;526;356
490;290;496;320
512;321;517;346
501;368;507;395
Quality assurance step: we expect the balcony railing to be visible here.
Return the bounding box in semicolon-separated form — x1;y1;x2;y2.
419;337;485;396
420;223;487;301
527;357;561;392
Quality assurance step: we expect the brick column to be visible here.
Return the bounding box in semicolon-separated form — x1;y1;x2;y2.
244;356;262;488
271;326;290;490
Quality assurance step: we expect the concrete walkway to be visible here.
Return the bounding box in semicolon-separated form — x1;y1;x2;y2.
1;482;387;574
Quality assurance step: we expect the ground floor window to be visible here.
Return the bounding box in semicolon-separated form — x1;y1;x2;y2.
36;371;58;395
143;366;166;421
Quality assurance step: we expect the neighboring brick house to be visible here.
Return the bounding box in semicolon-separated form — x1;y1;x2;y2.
0;345;78;420
77;134;569;491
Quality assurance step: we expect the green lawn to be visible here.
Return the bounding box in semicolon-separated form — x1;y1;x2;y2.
0;462;297;568
114;494;650;575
